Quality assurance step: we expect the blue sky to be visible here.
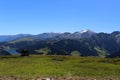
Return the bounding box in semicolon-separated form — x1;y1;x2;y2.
0;0;120;35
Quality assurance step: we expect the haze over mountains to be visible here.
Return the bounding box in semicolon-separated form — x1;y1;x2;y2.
0;29;95;42
0;29;120;58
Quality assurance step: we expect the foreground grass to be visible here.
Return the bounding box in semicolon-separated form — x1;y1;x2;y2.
0;55;120;79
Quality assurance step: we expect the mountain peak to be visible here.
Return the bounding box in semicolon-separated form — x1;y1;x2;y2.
80;29;94;33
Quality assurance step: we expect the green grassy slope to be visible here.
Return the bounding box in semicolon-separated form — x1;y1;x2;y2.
0;55;120;79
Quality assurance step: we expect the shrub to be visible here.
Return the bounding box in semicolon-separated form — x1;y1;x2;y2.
21;49;29;57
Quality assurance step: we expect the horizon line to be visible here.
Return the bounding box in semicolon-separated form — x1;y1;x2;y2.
0;30;119;36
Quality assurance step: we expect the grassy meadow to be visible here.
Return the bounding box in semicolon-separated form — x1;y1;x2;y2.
0;55;120;79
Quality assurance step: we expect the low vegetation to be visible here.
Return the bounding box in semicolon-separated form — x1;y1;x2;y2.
0;55;120;79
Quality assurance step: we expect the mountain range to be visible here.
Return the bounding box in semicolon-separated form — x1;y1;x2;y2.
0;29;120;58
0;29;95;42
